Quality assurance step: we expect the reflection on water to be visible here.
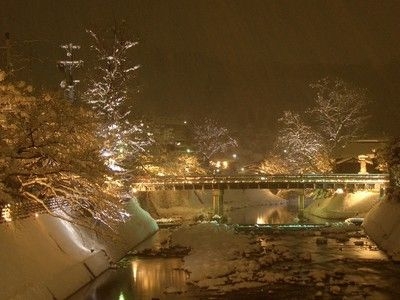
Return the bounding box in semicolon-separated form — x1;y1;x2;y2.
70;204;397;300
130;258;188;299
69;257;190;300
227;205;298;225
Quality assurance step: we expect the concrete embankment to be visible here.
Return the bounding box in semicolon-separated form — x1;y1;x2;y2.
304;191;380;220
0;198;158;300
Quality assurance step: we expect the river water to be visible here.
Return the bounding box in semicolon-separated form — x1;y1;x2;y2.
69;204;400;300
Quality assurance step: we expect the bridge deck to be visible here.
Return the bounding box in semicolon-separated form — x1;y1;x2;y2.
132;173;389;191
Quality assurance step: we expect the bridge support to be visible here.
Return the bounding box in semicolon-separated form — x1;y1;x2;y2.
298;190;305;218
212;189;224;216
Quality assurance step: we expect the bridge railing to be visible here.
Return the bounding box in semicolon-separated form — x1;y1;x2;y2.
0;198;63;223
131;173;389;190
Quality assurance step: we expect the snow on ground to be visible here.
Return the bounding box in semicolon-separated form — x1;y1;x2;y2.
0;198;158;299
170;222;251;281
364;198;400;261
304;190;380;220
161;221;395;298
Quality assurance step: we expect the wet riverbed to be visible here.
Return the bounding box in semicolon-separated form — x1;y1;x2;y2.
69;205;400;300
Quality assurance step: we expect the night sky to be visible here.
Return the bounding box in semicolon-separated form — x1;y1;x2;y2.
1;0;400;147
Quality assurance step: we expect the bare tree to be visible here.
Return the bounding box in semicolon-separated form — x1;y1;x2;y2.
262;111;331;174
308;78;369;151
260;78;369;174
192;118;238;170
84;23;152;175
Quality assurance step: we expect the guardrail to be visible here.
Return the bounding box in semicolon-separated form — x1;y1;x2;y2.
0;199;62;223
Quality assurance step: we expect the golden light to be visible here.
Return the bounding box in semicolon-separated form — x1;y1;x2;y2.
132;260;138;282
336;188;344;194
256;216;265;224
1;205;12;222
222;161;229;169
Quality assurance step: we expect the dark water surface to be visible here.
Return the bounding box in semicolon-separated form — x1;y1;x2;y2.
69;205;400;300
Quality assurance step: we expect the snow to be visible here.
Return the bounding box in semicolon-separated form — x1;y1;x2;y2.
0;198;158;299
151;214;394;297
171;223;251;281
304;190;380;220
363;198;400;260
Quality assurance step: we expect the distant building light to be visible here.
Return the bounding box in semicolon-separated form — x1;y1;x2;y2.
232;154;237;159
186;148;191;153
176;142;181;146
222;161;229;169
183;121;187;124
241;167;245;172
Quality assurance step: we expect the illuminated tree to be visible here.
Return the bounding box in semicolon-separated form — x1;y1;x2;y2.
142;151;206;177
136;124;206;176
0;75;127;229
308;78;369;151
260;111;332;174
261;78;369;174
84;24;152;175
192;118;238;170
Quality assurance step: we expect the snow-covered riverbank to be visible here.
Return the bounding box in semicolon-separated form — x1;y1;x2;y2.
304;190;380;220
364;199;400;261
0;198;158;299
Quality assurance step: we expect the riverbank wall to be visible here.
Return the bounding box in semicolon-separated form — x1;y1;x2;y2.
0;198;158;300
363;198;400;261
304;190;380;220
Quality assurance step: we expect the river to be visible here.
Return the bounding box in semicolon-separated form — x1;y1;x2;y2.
69;204;400;300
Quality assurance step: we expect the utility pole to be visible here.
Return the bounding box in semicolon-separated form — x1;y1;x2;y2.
5;32;12;72
0;32;13;73
57;43;83;102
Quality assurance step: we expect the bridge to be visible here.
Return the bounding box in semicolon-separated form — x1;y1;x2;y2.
132;173;389;215
132;173;389;191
